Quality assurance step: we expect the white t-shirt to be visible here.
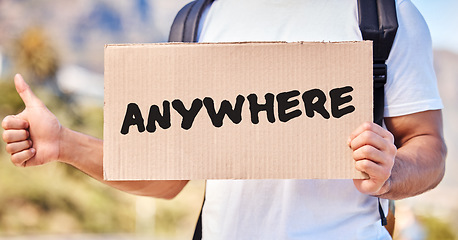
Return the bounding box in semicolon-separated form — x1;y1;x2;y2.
196;0;443;239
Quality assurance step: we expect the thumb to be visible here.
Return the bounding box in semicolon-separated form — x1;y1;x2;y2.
14;74;43;108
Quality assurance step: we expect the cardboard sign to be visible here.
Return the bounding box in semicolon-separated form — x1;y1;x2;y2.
104;42;372;180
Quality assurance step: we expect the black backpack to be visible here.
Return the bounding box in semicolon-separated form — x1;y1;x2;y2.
168;0;398;238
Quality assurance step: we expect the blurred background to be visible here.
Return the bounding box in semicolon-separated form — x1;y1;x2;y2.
0;0;456;239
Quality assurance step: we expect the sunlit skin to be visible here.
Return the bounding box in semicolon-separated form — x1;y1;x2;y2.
2;74;446;200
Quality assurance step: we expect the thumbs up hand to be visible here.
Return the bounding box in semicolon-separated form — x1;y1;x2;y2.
2;74;62;167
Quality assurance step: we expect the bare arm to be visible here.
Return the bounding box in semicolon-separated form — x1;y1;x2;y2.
381;110;446;199
2;74;188;199
59;127;188;199
349;110;446;200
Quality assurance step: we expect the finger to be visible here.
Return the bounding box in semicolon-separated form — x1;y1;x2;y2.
14;74;44;108
2;129;29;143
350;130;390;151
353;179;384;195
353;145;386;164
11;148;36;167
355;159;390;181
2;115;29;130
348;122;394;143
5;140;33;154
350;130;397;158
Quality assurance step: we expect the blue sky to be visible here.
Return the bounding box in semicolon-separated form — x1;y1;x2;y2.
411;0;458;53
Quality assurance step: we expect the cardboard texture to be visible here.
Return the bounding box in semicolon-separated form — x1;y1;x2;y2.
104;41;372;180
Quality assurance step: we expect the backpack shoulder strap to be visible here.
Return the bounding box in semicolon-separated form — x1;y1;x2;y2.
358;0;398;126
168;0;214;42
358;0;398;231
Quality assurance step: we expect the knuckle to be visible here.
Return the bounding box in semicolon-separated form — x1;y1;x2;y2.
352;150;359;159
360;131;374;141
1;119;8;130
360;145;373;156
384;140;397;155
362;160;372;170
349;140;357;151
390;144;397;155
11;154;22;166
356;160;370;171
362;122;373;130
355;162;363;172
2;115;13;128
2;131;10;142
5;144;14;154
13;161;22;167
11;149;34;167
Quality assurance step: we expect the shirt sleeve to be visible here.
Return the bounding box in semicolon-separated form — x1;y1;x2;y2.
384;0;443;117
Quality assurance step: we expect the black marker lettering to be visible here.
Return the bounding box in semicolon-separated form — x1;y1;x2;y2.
203;95;245;128
330;86;355;118
146;101;171;133
120;86;356;134
302;89;330;119
247;93;275;124
120;103;145;135
172;98;203;130
277;90;302;123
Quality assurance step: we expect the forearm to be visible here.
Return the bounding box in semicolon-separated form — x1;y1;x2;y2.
58;127;188;199
379;134;446;200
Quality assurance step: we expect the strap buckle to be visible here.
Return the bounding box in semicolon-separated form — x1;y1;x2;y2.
373;63;387;88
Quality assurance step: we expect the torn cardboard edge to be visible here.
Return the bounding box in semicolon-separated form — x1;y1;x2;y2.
103;41;373;180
